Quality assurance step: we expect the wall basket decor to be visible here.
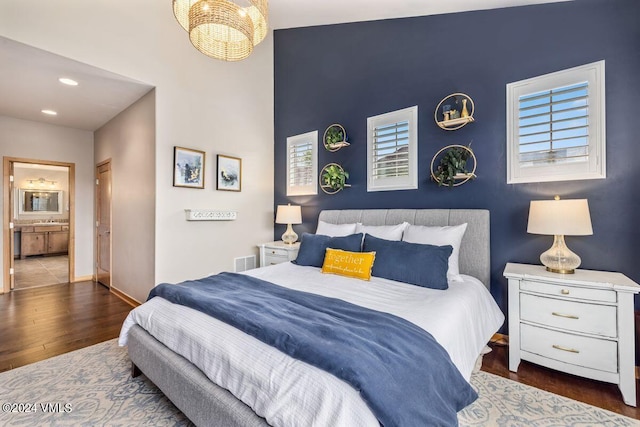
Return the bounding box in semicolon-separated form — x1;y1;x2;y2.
323;123;350;152
434;93;475;130
430;144;477;187
319;163;350;194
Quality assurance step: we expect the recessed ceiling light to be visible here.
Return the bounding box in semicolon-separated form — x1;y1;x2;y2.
58;77;78;86
41;109;58;116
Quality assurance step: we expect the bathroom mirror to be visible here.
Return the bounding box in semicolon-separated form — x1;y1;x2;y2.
19;189;63;214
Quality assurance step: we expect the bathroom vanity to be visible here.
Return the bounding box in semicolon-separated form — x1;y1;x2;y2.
17;224;69;259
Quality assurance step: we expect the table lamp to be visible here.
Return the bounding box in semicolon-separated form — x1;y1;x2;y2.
275;204;302;244
527;196;593;274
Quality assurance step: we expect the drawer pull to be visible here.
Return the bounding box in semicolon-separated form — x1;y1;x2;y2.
551;312;579;320
560;289;570;295
552;344;580;354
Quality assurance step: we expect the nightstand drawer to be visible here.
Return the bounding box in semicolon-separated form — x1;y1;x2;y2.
520;280;616;303
521;324;618;373
265;248;288;258
521;294;617;337
263;255;288;266
259;242;300;268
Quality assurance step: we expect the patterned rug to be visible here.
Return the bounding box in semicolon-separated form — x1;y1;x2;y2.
0;339;637;426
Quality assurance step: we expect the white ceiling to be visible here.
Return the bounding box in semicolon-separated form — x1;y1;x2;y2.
0;37;153;131
269;0;572;29
0;0;571;131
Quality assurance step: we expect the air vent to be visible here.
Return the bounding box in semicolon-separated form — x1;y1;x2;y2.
234;255;256;273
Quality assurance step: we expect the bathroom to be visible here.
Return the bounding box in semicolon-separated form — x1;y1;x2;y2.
12;162;69;289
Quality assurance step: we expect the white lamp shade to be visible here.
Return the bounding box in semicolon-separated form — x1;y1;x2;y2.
527;199;593;236
275;204;302;225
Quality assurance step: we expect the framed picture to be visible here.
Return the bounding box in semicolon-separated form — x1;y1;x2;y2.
216;155;242;192
173;146;205;189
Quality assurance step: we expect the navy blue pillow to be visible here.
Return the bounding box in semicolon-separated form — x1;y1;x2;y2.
293;233;363;268
363;234;452;290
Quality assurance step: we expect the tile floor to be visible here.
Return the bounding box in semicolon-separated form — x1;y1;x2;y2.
13;255;69;289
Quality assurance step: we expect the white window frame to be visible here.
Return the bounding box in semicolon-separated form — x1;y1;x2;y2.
506;60;606;184
367;106;418;192
286;130;318;196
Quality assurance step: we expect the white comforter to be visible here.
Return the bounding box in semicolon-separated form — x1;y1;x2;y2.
119;262;504;426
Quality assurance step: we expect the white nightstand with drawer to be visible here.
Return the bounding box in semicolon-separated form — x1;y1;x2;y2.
258;241;300;267
504;262;640;406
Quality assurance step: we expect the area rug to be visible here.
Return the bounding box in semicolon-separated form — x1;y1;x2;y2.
0;340;637;426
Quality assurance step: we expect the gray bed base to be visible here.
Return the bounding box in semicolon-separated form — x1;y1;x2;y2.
128;324;268;426
128;209;491;426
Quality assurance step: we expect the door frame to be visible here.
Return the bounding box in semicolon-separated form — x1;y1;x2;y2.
2;156;76;294
95;159;112;288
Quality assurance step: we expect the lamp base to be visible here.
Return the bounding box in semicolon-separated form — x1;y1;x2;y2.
281;223;298;245
545;266;575;274
540;235;580;274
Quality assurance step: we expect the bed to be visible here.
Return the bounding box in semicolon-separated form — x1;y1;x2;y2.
119;209;504;426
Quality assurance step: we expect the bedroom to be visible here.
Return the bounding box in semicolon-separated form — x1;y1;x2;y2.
1;0;639;424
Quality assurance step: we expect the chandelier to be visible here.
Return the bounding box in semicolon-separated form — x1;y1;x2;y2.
173;0;268;62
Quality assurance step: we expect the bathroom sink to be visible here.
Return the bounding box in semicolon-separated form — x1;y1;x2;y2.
33;222;69;226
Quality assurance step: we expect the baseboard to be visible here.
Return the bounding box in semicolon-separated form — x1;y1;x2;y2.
72;275;94;282
493;332;640;379
110;286;141;308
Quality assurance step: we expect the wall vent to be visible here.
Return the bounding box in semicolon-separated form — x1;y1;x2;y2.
234;255;256;272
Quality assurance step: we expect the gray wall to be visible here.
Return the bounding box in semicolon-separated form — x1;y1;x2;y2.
94;89;156;303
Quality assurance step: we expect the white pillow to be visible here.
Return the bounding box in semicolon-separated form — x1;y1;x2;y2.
402;223;468;282
355;222;409;241
315;221;358;237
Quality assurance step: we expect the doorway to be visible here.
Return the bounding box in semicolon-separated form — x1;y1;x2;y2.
2;157;75;293
96;160;111;288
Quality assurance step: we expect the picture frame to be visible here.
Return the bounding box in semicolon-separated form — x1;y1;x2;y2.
173;146;205;189
216;155;242;192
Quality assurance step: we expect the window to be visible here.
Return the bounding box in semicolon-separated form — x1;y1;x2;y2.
367;106;418;192
286;130;317;196
507;61;606;184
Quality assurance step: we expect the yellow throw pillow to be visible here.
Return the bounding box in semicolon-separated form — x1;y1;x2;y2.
321;248;376;281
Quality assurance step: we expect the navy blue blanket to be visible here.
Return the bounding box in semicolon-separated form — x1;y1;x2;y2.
149;272;477;426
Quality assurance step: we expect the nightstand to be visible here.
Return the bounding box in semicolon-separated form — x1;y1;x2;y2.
504;262;640;406
258;241;300;267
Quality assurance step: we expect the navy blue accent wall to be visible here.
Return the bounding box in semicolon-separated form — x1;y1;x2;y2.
273;0;640;319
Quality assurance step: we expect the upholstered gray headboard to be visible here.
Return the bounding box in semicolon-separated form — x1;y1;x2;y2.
317;209;490;289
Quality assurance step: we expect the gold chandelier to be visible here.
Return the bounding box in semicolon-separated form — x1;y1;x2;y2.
173;0;268;62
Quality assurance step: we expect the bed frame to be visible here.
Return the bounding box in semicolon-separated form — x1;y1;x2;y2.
128;209;490;426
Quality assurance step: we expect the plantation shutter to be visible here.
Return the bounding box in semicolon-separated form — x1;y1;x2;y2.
371;121;410;179
288;140;313;187
518;82;589;167
366;106;417;192
286;131;317;196
507;61;605;184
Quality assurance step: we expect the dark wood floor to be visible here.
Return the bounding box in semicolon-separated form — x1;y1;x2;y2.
1;283;638;420
482;342;640;419
0;281;132;373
